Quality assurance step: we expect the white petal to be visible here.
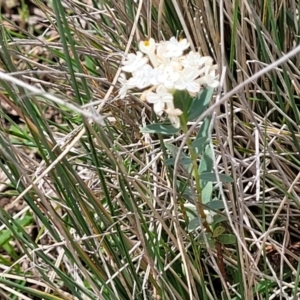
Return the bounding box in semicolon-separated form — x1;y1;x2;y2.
178;38;189;48
162;93;173;102
208;80;219;88
206;214;214;224
165;108;182;116
174;78;186;90
139;38;156;54
186;82;200;93
155;85;173;102
118;85;127;99
118;73;127;84
146;92;159;103
156;85;168;94
168;115;180;128
121;52;148;73
162;37;190;58
153;101;165;115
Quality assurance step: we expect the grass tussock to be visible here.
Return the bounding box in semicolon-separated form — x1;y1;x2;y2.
0;0;300;299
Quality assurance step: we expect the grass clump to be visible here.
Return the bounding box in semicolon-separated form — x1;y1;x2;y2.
0;0;300;299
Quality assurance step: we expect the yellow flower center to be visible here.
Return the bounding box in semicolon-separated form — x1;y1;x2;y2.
144;40;150;46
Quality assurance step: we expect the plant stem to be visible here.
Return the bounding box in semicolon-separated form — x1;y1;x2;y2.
180;117;212;233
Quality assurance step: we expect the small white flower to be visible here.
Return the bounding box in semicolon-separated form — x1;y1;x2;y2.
139;38;156;54
165;101;182;128
121;51;148;73
202;56;214;67
156;64;181;89
156;43;170;65
181;52;212;69
128;64;154;89
118;73;135;99
139;38;158;67
181;51;202;68
175;67;200;93
206;68;220;88
161;37;190;58
146;85;173;115
197;66;219;88
140;87;156;102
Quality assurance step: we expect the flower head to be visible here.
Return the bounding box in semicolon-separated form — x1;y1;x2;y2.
118;36;219;127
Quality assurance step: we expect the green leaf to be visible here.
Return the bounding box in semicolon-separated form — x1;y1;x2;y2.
212;214;228;225
191;116;212;156
188;217;201;232
205;200;228;210
199;146;214;190
196;116;212;139
198;232;214;247
140;123;180;135
177;181;194;202
173;90;193;122
164;157;192;166
213;226;225;238
200;172;234;183
165;143;193;173
191;136;208;156
202;181;212;204
184;204;198;220
218;234;236;244
199;145;213;174
188;87;214;121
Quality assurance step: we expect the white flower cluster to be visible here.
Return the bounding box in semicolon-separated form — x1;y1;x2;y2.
118;37;219;128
